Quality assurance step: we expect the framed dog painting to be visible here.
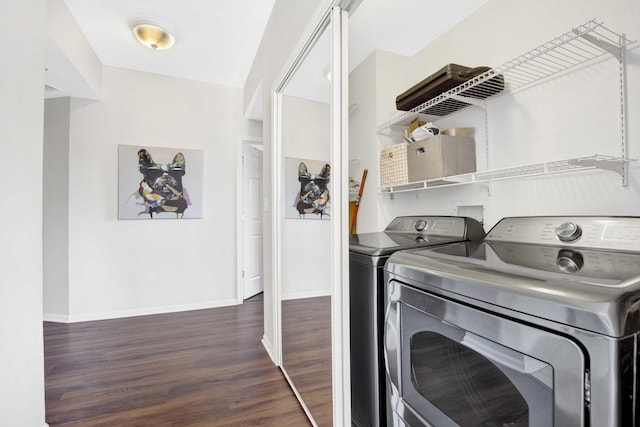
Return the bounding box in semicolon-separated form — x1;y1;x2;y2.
284;157;331;220
118;145;204;219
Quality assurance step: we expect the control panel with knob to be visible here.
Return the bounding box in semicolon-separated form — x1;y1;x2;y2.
555;222;583;242
486;217;640;252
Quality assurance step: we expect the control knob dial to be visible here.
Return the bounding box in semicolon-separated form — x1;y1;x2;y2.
556;249;584;274
555;222;582;242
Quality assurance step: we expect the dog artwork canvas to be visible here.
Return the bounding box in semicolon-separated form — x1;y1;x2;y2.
284;157;331;220
118;145;204;219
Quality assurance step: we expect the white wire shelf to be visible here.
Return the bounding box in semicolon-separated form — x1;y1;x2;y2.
377;19;635;133
379;155;635;194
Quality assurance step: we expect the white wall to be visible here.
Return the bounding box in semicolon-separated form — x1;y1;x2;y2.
0;0;47;425
349;50;412;233
46;0;102;99
43;98;70;318
350;0;640;233
282;95;331;299
42;65;261;321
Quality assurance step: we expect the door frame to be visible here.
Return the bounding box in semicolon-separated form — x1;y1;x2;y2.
236;135;263;304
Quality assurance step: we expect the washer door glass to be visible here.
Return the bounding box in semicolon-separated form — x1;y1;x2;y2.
406;318;553;426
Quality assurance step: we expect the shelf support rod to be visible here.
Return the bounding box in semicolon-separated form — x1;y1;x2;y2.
574;27;631;186
618;34;629;186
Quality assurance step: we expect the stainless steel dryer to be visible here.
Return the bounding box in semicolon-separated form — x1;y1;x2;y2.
349;216;485;427
384;216;640;427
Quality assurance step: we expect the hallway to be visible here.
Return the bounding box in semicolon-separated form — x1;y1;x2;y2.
44;296;309;426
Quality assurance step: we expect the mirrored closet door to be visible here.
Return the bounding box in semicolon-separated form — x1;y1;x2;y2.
274;3;351;426
279;16;333;427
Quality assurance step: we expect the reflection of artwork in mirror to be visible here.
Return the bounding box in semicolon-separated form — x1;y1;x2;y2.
118;145;204;219
285;157;331;219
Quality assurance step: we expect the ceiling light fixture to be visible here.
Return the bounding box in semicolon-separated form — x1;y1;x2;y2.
132;22;175;51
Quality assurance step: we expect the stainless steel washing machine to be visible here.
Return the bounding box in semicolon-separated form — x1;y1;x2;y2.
384;216;640;427
349;216;485;427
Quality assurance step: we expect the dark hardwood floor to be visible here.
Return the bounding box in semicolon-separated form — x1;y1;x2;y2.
44;295;311;426
282;296;332;426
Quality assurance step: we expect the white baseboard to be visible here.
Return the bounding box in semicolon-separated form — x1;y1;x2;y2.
281;289;331;301
43;299;238;323
42;313;69;323
262;335;278;366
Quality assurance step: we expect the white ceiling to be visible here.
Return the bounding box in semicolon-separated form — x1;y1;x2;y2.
285;0;488;104
61;0;277;88
53;0;487;107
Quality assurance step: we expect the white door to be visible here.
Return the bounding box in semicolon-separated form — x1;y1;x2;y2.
242;143;263;299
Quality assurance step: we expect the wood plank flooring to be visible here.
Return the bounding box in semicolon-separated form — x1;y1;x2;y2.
44;296;310;426
282;296;332;426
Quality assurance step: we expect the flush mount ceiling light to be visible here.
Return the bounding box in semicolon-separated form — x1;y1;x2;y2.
132;22;175;50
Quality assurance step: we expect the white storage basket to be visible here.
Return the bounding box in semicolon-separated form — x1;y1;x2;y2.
380;144;409;187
